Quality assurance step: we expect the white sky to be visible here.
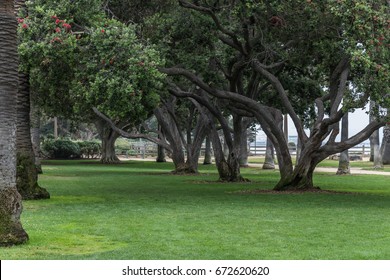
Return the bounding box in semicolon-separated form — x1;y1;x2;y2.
256;109;384;144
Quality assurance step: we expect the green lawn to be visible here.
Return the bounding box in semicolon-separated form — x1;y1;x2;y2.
1;160;389;260
249;156;390;171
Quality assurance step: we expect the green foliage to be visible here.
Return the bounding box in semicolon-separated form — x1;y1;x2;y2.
42;139;81;159
77;141;101;159
18;0;165;125
72;19;165;124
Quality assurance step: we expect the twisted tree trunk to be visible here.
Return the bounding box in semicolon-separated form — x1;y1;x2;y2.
16;73;50;199
95;118;121;164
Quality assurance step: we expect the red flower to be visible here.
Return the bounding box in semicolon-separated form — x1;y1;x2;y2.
50;37;62;43
55;27;61;33
62;23;71;30
17;18;24;23
22;23;28;29
51;15;58;19
101;29;105;33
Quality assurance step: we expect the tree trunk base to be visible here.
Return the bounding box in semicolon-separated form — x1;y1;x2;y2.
172;163;199;175
0;188;29;246
336;168;351;175
273;175;319;191
262;163;275;170
17;153;50;200
100;156;121;164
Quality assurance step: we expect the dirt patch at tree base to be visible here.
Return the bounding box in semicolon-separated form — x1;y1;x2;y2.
236;189;359;195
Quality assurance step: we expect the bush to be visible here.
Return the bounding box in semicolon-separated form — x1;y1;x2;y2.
42;139;81;159
77;141;101;159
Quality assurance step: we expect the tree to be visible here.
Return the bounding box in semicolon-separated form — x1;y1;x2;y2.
15;0;50;199
369;101;383;168
336;113;351;175
162;0;389;190
18;0;164;163
0;0;29;245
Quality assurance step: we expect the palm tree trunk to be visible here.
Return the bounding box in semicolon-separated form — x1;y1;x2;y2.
0;1;29;245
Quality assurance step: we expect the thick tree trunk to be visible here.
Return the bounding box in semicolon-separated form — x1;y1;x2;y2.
16;73;50;199
209;119;244;182
238;126;249;167
156;125;166;162
95;119;120;164
0;1;29;245
30;96;43;173
274;161;317;190
382;125;390;164
154;107;189;173
295;135;302;166
262;136;275;169
203;135;212;164
156;144;166;162
337;113;350;175
369;101;383;168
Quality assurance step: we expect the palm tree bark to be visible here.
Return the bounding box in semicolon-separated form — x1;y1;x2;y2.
0;0;29;245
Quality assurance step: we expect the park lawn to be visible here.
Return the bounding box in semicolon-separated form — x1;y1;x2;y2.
249;156;390;171
0;160;389;260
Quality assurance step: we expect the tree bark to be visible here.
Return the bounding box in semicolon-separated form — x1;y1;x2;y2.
95;119;121;164
238;119;251;167
154;107;189;173
0;1;29;245
369;101;383;168
30;96;43;173
262;136;275;169
203;135;212;164
16;73;50;199
337;113;350;175
382;124;390;165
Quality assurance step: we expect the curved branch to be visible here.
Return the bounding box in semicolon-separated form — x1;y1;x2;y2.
252;60;308;142
92;107;172;152
179;0;247;55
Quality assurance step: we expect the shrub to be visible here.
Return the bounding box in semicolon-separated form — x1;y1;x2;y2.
42;139;81;159
77;141;101;159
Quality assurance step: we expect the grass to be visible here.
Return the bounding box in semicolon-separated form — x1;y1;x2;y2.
1;159;389;260
249;156;390;171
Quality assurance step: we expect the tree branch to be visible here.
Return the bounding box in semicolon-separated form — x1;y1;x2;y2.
92;107;172;152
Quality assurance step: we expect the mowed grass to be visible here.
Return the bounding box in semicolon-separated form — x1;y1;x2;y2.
1;160;389;260
249;156;390;171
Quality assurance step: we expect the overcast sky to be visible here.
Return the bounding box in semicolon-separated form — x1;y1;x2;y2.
255;108;383;144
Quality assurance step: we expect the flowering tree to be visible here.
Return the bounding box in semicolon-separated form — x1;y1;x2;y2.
18;0;165;163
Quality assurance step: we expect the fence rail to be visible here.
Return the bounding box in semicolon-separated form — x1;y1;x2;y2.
117;141;371;161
